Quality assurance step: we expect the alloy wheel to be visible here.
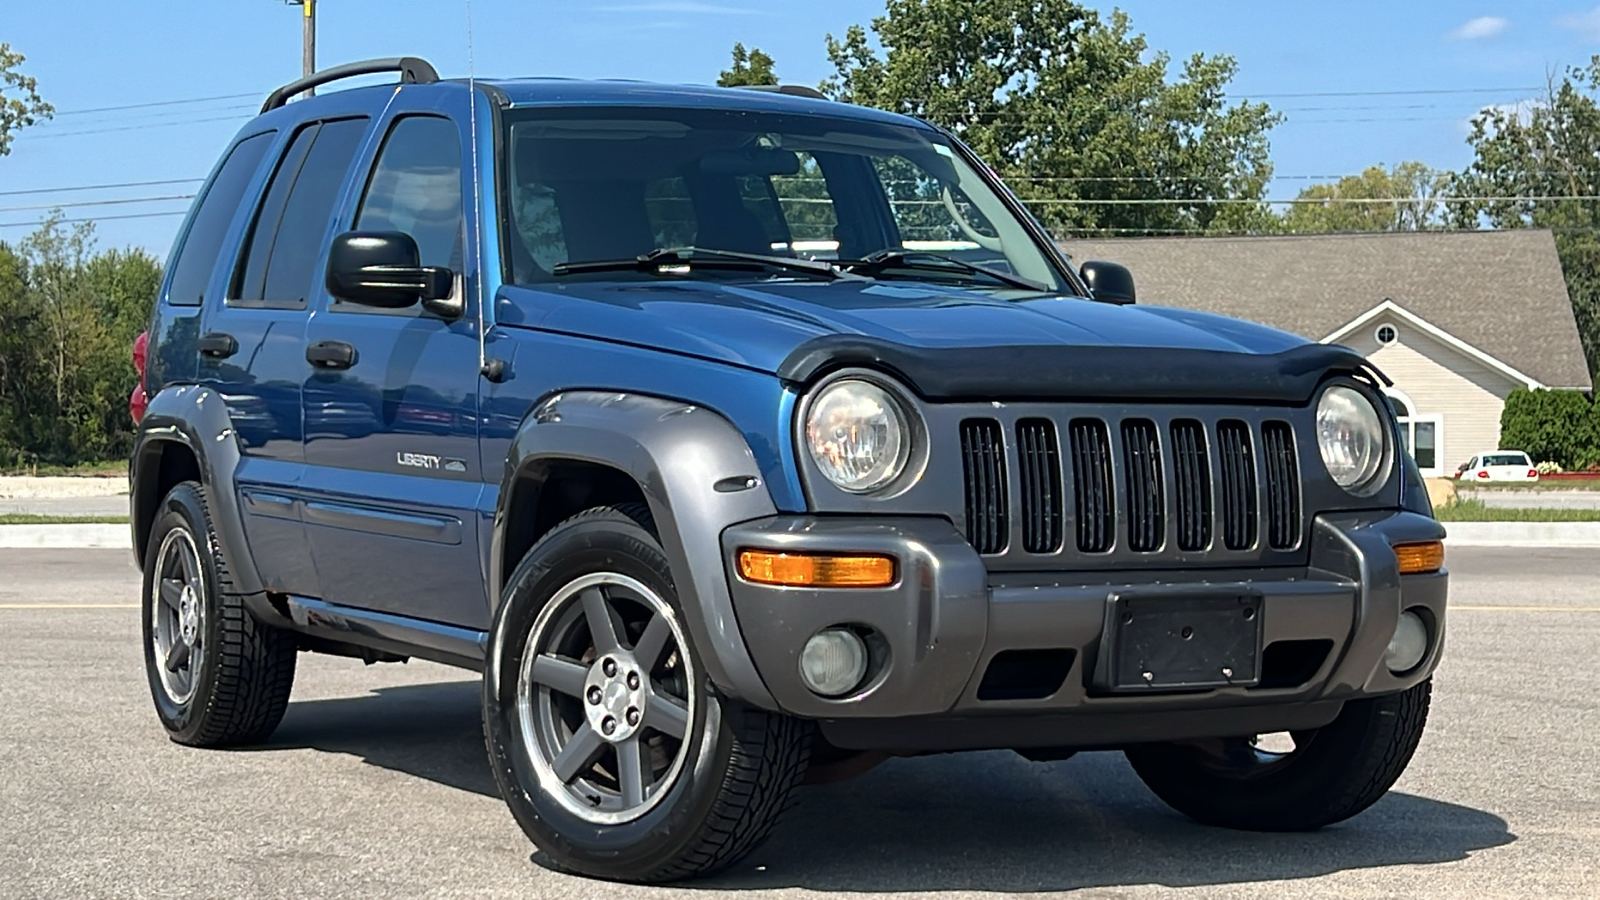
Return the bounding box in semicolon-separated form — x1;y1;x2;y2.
151;527;207;705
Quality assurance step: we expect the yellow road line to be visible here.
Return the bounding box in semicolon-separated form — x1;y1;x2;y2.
0;603;139;609
1452;604;1600;612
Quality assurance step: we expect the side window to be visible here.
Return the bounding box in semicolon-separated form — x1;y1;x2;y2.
232;117;370;309
771;153;839;251
355;116;464;272
165;132;275;307
870;156;1002;257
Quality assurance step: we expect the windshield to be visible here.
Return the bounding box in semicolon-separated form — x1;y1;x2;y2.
1483;453;1530;467
500;106;1071;292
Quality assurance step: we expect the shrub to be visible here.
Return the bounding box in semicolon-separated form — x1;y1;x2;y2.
1499;387;1600;469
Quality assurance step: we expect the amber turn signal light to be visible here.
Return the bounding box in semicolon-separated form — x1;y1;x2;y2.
737;550;897;588
1394;541;1445;575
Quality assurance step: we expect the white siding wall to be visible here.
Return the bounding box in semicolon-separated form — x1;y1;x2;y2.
1339;316;1526;471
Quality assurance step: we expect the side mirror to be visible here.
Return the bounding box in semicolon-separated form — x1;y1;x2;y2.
326;231;453;309
1080;260;1136;305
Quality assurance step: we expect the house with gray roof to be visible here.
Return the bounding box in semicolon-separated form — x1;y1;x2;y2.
1062;230;1594;477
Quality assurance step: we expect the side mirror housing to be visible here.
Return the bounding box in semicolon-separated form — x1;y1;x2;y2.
1080;260;1136;305
326;231;453;309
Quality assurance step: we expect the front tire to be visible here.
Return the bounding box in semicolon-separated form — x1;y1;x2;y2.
1125;680;1431;831
141;481;298;747
484;504;811;883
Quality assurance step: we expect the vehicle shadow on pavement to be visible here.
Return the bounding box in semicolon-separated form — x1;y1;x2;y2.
258;682;1513;893
714;752;1515;893
263;680;501;799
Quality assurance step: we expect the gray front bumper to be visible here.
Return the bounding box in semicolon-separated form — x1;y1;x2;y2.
721;511;1446;745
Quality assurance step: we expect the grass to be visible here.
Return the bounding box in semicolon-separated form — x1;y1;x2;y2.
1456;480;1600;492
0;514;129;525
1433;499;1600;522
0;461;125;478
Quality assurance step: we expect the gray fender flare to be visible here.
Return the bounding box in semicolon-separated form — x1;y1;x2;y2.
492;391;779;709
131;384;265;598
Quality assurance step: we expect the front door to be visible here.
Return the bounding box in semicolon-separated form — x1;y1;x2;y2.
300;113;490;629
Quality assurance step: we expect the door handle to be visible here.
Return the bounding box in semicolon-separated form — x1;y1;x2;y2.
196;332;238;359
306;340;357;370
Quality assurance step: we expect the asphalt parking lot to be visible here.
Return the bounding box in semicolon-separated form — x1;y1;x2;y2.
2;547;1596;899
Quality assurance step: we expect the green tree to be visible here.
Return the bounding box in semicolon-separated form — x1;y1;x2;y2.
718;43;778;88
1451;58;1600;381
1499;388;1599;470
820;0;1281;236
1281;162;1449;234
1;43;52;156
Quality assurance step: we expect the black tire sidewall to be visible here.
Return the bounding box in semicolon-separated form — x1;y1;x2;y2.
483;511;740;879
140;482;226;743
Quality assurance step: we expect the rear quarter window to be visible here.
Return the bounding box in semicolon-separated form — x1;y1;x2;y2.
164;131;275;307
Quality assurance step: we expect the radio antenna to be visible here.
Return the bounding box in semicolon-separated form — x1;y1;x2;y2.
465;0;492;379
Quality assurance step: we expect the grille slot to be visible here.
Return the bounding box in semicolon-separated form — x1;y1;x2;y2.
1170;420;1212;552
1121;419;1164;552
1217;420;1259;550
1016;419;1063;554
1262;421;1301;550
960;418;1008;554
1069;419;1115;553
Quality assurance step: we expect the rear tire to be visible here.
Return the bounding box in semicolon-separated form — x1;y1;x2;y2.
484;504;811;882
1125;680;1431;831
140;481;297;747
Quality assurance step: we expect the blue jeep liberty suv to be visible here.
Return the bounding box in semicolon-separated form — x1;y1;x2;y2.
130;58;1448;882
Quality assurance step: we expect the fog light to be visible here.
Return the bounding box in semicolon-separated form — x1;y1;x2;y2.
799;628;868;697
1385;610;1429;674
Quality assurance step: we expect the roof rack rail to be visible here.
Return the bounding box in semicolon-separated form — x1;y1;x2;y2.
262;57;439;113
737;84;830;101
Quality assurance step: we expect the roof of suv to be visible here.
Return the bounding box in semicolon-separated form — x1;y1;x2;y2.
483;78;921;126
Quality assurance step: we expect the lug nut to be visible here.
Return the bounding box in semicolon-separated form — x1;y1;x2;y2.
602;717;616;735
587;686;602;705
602;658;617;677
627;672;640;690
626;707;641;726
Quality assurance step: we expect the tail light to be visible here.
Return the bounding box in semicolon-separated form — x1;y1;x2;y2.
1528;469;1540;478
129;331;149;424
1476;470;1489;479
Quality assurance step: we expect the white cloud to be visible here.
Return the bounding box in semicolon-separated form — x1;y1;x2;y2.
1557;6;1600;39
1447;16;1510;40
591;2;757;13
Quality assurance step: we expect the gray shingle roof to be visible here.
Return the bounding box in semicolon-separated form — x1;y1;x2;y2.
1061;230;1593;390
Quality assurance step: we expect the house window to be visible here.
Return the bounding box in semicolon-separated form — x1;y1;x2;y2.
1386;388;1442;477
1375;324;1398;345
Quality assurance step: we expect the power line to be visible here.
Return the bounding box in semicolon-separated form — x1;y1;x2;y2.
0;195;196;215
0;178;205;199
21;114;252;142
0;210;189;230
50;92;258;117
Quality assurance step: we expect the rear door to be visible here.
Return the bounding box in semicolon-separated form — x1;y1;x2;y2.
202;116;373;598
300;108;489;629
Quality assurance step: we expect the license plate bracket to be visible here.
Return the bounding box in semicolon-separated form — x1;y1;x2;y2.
1093;591;1263;692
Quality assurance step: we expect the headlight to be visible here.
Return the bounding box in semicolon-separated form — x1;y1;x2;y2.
805;379;909;493
1316;385;1388;494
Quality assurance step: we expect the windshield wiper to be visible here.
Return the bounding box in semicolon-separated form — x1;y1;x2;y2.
552;247;857;281
838;249;1050;292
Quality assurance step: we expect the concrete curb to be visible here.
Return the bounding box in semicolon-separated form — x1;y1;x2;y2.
1443;522;1600;548
0;524;131;550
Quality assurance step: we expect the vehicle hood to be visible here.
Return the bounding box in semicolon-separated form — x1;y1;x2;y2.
495;279;1311;374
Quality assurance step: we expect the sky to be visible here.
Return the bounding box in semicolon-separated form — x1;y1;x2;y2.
4;0;1600;255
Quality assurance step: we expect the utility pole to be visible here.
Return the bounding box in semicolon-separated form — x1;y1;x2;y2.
284;0;316;92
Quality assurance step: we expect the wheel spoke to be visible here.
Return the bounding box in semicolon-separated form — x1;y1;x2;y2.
530;654;589;698
616;737;651;807
632;613;672;670
644;690;689;740
177;542;200;585
164;638;191;673
550;723;607;783
581;586;621;654
158;578;185;610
